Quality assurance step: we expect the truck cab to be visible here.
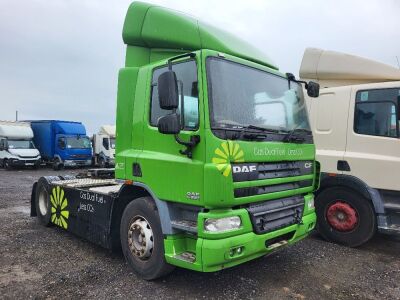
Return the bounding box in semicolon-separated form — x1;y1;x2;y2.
0;121;41;169
92;125;116;167
31;2;319;280
301;48;400;246
30;120;92;170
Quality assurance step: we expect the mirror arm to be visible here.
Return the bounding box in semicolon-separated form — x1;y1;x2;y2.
285;73;309;88
174;134;200;159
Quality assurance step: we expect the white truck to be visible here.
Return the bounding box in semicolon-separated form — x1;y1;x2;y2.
0;121;41;169
301;48;400;247
92;125;115;167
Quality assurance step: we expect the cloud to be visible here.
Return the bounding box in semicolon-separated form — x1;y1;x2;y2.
0;0;399;134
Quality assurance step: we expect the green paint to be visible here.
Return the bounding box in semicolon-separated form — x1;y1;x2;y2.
115;2;317;272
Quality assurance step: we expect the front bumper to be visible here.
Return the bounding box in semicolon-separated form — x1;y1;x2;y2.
9;158;41;167
164;211;316;272
107;158;115;166
63;159;92;167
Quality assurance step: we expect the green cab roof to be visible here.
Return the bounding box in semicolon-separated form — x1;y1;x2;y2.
122;2;278;70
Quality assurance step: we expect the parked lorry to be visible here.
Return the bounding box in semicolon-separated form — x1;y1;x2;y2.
30;120;92;170
300;48;400;247
92;125;116;167
0;121;41;169
31;2;320;280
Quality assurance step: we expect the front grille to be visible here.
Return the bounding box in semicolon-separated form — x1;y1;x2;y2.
235;180;313;198
232;161;313;182
232;161;314;199
19;155;38;159
246;196;304;234
72;154;89;159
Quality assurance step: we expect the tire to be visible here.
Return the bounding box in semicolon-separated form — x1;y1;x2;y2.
53;158;64;171
33;161;40;170
35;179;52;226
316;187;376;247
99;157;106;168
120;197;175;280
4;159;12;170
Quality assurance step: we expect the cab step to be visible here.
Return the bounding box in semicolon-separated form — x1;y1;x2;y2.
379;224;400;235
174;252;196;263
171;220;197;233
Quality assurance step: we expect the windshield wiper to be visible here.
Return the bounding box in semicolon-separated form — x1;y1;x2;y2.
245;125;286;134
239;125;286;140
283;127;312;143
212;124;286;140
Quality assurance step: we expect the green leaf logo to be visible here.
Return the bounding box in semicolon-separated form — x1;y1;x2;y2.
50;186;69;229
212;141;244;177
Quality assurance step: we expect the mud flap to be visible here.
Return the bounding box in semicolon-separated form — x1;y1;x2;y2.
31;182;37;217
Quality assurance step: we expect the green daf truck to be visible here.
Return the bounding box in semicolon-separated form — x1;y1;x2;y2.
31;2;320;280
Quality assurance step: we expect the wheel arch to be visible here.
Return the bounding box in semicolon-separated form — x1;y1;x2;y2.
30;175;77;217
110;183;174;250
317;173;384;214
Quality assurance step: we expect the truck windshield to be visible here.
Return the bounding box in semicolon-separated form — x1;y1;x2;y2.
110;138;116;149
207;57;310;134
8;140;35;149
66;137;91;149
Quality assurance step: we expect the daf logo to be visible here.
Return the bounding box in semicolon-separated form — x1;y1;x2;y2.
304;162;313;169
232;165;257;174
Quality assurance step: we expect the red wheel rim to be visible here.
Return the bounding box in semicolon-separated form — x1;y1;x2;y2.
326;201;358;232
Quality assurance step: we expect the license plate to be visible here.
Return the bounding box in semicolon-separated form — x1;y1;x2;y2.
25;163;34;166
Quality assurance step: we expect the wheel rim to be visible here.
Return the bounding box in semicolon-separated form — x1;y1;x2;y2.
326;201;358;232
128;216;154;260
38;188;48;216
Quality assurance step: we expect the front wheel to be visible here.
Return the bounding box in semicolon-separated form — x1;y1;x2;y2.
98;157;106;168
120;197;174;280
52;158;64;171
4;159;12;170
315;187;376;247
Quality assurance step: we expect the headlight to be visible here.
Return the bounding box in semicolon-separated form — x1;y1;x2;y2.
204;216;241;232
307;197;315;210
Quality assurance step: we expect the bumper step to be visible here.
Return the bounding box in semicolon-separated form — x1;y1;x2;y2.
379;224;400;235
174;252;196;263
171;220;197;233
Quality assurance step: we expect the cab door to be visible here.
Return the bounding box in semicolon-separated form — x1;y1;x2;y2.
344;83;400;191
137;56;206;205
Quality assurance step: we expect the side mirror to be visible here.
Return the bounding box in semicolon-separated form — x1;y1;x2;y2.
158;70;179;110
307;81;320;98
58;140;66;150
158;113;181;134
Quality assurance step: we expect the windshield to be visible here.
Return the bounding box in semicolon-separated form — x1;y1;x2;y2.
8;140;35;149
66;137;91;149
207;58;310;132
110;138;116;149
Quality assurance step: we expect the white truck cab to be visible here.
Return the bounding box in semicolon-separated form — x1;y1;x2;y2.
92;125;116;167
301;48;400;246
0;121;41;169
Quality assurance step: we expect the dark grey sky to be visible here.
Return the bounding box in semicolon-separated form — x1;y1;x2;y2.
1;0;399;134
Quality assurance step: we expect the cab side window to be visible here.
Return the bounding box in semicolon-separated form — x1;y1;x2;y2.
354;88;399;138
58;137;66;149
150;60;199;130
102;138;109;150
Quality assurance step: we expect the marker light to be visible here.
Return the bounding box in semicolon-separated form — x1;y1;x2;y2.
204;216;241;232
307;198;315;210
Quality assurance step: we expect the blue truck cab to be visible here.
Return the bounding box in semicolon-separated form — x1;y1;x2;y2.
30;120;92;170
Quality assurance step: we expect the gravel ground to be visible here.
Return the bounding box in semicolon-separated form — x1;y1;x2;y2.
0;168;399;300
